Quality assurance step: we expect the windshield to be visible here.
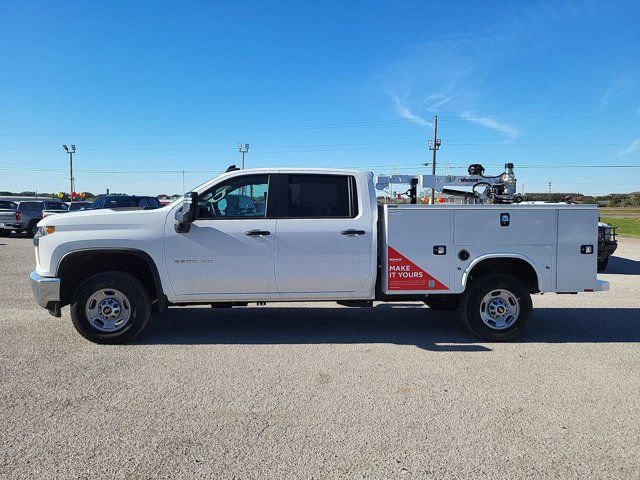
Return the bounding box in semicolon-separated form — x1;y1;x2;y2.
46;203;68;211
68;202;88;211
105;197;142;208
90;196;161;209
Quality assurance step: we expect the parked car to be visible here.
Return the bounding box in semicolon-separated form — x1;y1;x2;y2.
597;221;617;272
0;200;67;237
30;168;607;344
41;204;69;219
0;201;18;237
86;195;161;210
41;201;96;219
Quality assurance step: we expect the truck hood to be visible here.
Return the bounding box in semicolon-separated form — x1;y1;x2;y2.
38;206;170;230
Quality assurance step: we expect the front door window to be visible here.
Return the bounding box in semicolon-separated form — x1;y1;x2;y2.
197;175;269;219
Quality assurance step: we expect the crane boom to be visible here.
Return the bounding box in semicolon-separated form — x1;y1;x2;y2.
374;163;522;204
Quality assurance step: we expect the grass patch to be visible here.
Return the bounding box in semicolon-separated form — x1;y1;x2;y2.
601;217;640;238
599;207;640;217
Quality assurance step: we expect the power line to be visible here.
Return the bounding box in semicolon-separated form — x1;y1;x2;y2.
2;138;640;156
0;115;637;137
3;144;639;157
0;163;639;175
3;137;640;151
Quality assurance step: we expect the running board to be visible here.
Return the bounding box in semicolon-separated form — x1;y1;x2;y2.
336;300;373;308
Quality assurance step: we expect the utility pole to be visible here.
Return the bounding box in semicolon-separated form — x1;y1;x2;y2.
428;115;441;204
237;143;250;169
62;144;76;200
548;182;552;194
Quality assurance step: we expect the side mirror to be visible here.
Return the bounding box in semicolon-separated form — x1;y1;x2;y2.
175;192;198;233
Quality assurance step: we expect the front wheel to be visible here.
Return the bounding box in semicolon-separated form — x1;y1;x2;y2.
70;271;151;344
0;229;8;237
459;274;532;341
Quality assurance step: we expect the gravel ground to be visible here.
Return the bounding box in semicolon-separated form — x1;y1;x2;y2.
1;234;639;479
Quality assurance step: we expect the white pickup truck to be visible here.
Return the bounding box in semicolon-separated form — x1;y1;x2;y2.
30;167;608;343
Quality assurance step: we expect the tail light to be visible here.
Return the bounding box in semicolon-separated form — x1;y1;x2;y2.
15;210;21;221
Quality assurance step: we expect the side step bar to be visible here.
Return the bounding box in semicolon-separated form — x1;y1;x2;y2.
336;300;373;308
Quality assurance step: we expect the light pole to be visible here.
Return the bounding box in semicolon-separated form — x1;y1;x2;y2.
62;144;76;200
237;143;249;169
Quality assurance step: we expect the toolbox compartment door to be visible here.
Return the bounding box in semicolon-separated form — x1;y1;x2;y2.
382;208;453;294
556;209;598;292
453;209;557;246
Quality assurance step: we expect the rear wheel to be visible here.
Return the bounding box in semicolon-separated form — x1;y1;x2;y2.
424;294;460;311
70;271;151;344
459;274;532;341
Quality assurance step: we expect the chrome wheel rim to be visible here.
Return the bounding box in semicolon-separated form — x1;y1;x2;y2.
479;289;520;330
85;288;131;333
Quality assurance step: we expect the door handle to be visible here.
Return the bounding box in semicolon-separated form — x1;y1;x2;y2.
245;229;270;237
341;229;366;236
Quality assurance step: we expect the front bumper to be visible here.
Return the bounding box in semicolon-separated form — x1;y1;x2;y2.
30;271;61;309
598;241;617;260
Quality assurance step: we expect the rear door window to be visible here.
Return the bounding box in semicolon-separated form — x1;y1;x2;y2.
278;174;358;218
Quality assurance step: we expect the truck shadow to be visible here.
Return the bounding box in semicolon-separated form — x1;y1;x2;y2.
136;305;640;351
605;256;640;275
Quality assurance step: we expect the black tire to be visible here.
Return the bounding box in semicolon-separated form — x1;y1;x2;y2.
424;294;460;311
597;257;609;272
26;221;38;238
459;274;532;341
0;229;8;237
70;271;151;344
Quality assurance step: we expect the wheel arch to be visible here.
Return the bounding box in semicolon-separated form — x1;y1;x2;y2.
56;248;167;309
462;254;543;293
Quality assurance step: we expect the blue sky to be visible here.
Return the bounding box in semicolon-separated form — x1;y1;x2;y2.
1;0;639;195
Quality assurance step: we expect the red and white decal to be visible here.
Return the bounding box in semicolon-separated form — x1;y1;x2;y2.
387;246;448;291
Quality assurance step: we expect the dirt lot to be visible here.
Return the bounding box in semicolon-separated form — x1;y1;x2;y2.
1;234;639;479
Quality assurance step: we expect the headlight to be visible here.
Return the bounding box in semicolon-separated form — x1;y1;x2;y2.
604;227;611;241
36;226;55;237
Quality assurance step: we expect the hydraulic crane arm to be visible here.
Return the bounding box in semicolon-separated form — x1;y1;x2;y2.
374;163;522;204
